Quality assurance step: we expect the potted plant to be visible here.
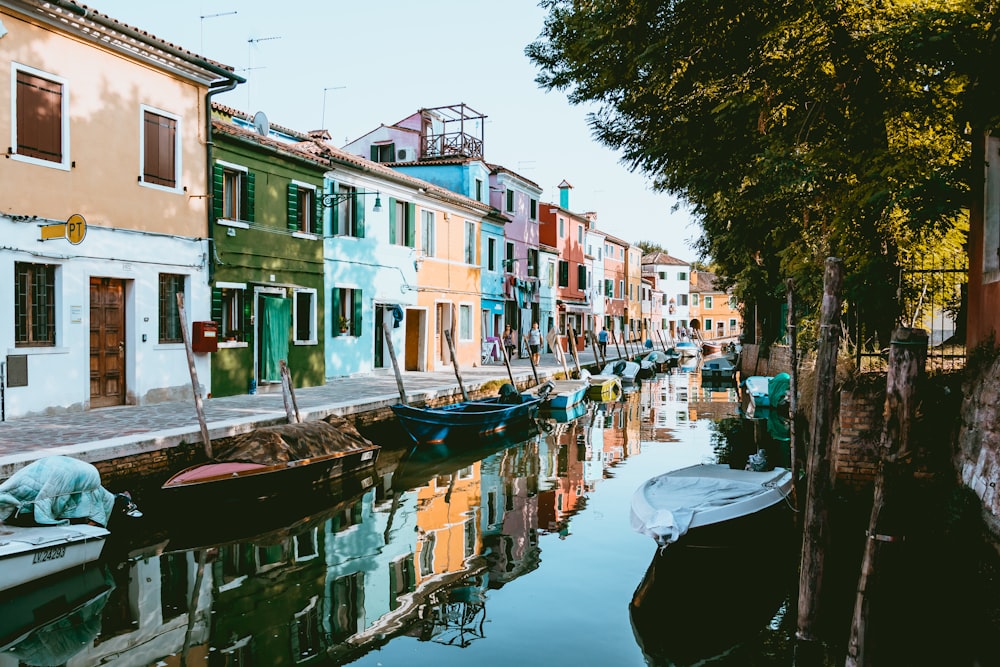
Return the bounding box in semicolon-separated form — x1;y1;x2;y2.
339;316;349;334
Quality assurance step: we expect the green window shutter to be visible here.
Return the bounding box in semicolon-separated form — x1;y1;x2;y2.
330;182;339;235
388;197;397;244
332;288;341;337
210;287;222;324
388;144;396;162
313;187;323;235
352;289;363;337
245;172;255;223
370;145;378;161
212;164;224;221
355;192;365;238
243;293;253;345
405;202;416;247
287;183;299;232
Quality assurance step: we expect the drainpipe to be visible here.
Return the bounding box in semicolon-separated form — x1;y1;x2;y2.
205;77;241;282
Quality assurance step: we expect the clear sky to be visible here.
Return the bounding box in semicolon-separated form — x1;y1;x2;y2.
92;0;701;260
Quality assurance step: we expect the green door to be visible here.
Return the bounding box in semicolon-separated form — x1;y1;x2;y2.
259;295;290;383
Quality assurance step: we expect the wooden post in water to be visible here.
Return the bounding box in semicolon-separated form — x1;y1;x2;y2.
797;257;844;643
786;278;800;515
499;333;517;386
845;327;927;667
589;331;605;368
568;327;583;377
526;339;540;385
175;293;212;459
656;328;668;352
382;321;408;405
444;328;469;401
613;330;624;360
279;360;301;423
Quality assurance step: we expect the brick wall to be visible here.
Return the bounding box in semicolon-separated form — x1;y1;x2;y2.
957;355;1000;538
738;344;794;376
834;387;883;490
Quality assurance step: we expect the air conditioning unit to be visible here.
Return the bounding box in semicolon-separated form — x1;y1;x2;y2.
396;147;416;162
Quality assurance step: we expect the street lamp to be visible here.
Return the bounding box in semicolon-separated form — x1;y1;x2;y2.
321;190;382;213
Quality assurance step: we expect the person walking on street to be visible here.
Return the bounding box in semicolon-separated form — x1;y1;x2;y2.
597;327;608;357
528;322;542;365
502;325;516;361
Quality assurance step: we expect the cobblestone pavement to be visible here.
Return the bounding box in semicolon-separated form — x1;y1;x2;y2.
0;351;608;476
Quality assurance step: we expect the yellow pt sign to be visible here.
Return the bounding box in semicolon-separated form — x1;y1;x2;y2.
39;214;87;245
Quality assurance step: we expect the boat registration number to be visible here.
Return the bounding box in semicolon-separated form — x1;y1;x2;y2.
32;546;67;563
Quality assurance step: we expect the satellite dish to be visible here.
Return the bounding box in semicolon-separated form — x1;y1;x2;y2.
253;111;269;136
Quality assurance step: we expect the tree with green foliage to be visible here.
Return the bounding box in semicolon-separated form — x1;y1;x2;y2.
527;0;988;349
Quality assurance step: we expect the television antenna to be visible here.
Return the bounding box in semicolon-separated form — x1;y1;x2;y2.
199;10;236;52
246;35;281;109
322;86;346;133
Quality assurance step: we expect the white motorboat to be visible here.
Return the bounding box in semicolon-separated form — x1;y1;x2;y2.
701;356;736;381
0;524;109;593
630;464;793;548
600;359;641;383
0;455;141;592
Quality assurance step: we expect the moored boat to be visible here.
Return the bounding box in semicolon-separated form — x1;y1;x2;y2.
392;385;545;445
701;356;736;381
0;456;140;592
527;377;589;410
630;463;793;548
587;374;623;401
675;340;700;357
600;359;641;383
702;340;723;355
161;415;380;503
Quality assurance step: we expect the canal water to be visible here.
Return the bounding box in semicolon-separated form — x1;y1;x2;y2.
7;363;993;666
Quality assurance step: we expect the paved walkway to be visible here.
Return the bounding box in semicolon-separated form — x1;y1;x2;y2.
0;350;610;477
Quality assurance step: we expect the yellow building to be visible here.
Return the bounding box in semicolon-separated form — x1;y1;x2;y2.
689;270;742;343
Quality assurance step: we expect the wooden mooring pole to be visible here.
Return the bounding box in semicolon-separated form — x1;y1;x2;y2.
786;278;800;516
568;327;583;377
796;257;843;644
175;293;212;459
845;327;927;667
443;329;469;401
382;321;408;405
279;360;300;423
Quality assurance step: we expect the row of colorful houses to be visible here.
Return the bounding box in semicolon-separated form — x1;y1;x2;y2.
0;0;740;420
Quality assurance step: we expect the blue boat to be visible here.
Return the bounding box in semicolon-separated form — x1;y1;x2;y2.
392;386;545;445
524;378;589;410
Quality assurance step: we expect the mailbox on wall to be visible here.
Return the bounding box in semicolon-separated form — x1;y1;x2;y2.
192;321;218;353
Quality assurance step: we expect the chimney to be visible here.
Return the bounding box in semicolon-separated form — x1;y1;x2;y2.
558;179;573;209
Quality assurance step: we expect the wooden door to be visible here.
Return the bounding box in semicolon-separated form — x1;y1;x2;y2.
90;277;125;407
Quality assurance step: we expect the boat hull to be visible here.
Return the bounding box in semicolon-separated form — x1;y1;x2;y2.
630;464;793;547
161;445;379;503
587;376;622;401
546;382;588;410
0;524;108;593
392;396;543;445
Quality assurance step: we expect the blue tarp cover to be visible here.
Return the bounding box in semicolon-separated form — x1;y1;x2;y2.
0;456;115;527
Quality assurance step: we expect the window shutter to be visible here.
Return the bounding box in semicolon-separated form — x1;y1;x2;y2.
578;265;587;289
388;198;397;244
370;145;378;161
243;293;253;345
330;182;339;235
313;189;323;235
406;202;416;247
244;172;256;223
355;192;365;238
211;287;222;324
212;164;224;221
287;183;299;231
352;290;363;337
332;288;341;337
388;144;396;162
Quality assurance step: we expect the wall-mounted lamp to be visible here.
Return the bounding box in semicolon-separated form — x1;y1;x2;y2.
321;190;382;213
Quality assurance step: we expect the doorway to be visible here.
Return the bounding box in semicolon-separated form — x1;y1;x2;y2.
256;290;289;385
89;277;126;408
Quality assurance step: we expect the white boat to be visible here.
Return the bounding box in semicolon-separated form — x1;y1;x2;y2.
0;456;140;592
600;359;641;383
0;524;109;593
630;464;793;548
675;340;700;357
701;356;736;381
525;377;589;410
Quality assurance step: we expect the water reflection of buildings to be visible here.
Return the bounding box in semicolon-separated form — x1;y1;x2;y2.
22;402;682;666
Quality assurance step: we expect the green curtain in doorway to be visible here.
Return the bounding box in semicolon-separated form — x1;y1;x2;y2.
261;296;290;382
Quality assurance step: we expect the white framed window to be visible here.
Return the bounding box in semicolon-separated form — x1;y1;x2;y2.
459;304;473;341
214;160;253;223
140;105;181;191
289;180;318;235
334;287;361;337
214;282;247;344
421;210;436;257
530;198;537;220
11;63;70;170
577;224;583;244
506;188;515;212
559;217;565;237
705;296;714;309
692;294;699;306
293;288;317;344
